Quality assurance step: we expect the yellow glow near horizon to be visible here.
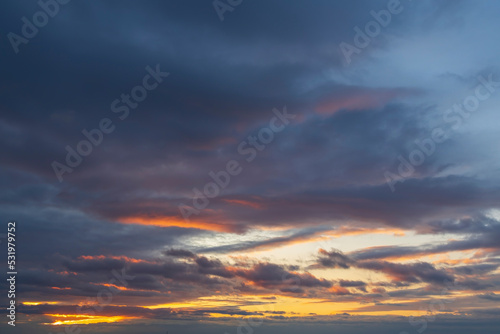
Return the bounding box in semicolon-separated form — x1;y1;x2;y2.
36;223;494;326
23;301;60;306
46;314;136;325
147;294;277;310
239;295;358;316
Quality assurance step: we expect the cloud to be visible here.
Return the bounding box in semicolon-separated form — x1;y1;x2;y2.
313;249;354;269
348;217;500;261
235;263;332;291
338;280;367;288
358;261;454;285
478;292;500;301
164;248;197;258
2;0;500;332
312;249;455;285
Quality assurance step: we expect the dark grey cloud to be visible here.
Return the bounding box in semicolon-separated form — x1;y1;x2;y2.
338;280;367;288
235;263;332;291
478;292;500;301
63;258;127;272
164;248;197;258
358;261;454;285
313;249;354;269
453;264;500;276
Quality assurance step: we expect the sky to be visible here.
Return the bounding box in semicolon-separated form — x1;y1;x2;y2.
1;0;500;333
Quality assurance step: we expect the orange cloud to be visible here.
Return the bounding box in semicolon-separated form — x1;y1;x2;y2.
117;216;233;232
315;89;405;115
329;286;351;295
78;255;151;263
329;226;406;238
223;198;263;210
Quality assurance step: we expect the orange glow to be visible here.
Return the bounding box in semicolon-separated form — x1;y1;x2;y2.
223;199;263;209
48;270;76;275
347;310;444;317
472;248;499;258
328;226;406;237
46;314;136;325
329;286;351;295
78;255;151;263
361;248;491;262
315;90;402;115
148;295;275;311
23;301;59;306
117;216;232;232
98;283;132;291
431;257;481;265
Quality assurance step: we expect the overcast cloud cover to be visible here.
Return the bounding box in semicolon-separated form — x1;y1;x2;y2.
1;0;500;333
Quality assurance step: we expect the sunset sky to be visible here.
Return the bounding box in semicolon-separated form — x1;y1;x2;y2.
1;1;500;333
